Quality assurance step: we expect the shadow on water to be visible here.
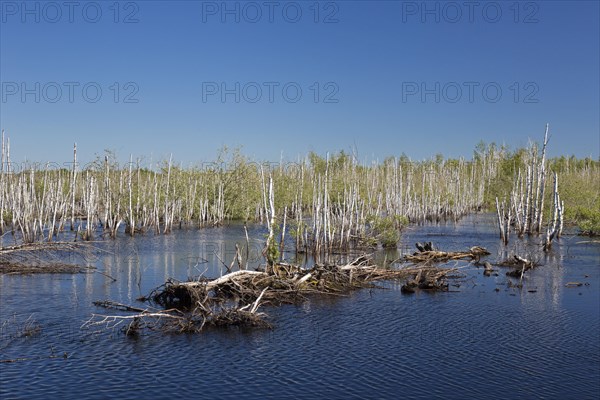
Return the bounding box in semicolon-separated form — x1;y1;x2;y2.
1;214;599;399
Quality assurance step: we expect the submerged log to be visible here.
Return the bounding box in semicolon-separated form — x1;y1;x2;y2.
401;266;453;293
483;261;496;277
483;261;494;272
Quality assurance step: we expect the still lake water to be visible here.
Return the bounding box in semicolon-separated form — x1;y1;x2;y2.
1;214;599;399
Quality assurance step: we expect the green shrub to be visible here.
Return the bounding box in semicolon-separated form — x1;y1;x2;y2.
365;215;407;248
573;206;600;235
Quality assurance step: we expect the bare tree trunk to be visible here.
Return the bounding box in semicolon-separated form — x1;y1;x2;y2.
265;175;277;269
70;143;77;231
279;205;287;261
536;124;550;233
163;155;172;234
244;222;250;270
496;197;510;245
543;172;563;251
128;154;134;236
0;129;5;234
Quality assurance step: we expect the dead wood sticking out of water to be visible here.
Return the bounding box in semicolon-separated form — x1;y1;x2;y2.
400;268;455;293
84;256;459;335
399;243;490;291
0;241;95;274
0;262;88;274
403;245;490;264
151;256;458;308
85;295;272;334
497;255;539;278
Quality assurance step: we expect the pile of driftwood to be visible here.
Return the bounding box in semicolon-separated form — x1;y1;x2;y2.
0;242;94;274
398;243;490;291
84;254;462;335
403;243;490;263
151;256;421;308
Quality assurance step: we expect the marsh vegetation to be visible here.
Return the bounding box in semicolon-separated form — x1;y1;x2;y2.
2;128;596;252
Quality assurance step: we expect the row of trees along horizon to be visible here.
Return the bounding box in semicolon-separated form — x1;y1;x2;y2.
0;127;598;256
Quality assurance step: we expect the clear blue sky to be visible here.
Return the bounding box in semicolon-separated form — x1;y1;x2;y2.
1;0;599;165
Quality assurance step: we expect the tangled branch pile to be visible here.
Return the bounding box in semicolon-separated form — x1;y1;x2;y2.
84;255;460;335
403;245;490;264
0;241;94;274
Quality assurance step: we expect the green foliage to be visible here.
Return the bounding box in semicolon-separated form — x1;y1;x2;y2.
264;225;281;266
365;215;407;248
483;145;523;208
265;237;279;266
308;150;352;175
572;207;600;235
1;210;12;225
551;159;600;234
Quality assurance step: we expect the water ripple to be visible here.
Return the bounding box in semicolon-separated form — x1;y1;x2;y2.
1;217;599;399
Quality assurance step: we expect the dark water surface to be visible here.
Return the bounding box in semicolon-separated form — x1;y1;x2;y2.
1;215;599;399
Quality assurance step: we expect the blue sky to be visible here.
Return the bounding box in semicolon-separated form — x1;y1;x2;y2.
1;0;599;165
